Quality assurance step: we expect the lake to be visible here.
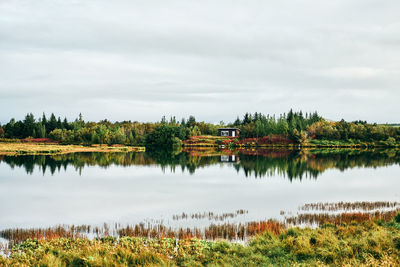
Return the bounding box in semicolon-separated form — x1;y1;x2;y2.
0;149;399;232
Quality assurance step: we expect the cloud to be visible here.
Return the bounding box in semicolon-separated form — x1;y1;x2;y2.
1;0;399;124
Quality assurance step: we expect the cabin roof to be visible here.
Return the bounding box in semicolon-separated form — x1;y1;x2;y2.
218;128;241;131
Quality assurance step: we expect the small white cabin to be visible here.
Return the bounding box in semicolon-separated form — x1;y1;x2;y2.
218;128;240;137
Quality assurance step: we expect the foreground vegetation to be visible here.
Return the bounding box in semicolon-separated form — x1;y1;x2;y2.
2;214;400;266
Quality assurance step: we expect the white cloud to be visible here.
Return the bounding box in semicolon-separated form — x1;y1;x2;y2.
1;0;400;124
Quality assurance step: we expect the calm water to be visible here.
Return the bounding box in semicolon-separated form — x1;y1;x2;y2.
0;149;399;230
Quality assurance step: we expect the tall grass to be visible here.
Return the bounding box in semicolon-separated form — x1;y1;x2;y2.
2;216;400;266
299;201;400;212
172;210;248;221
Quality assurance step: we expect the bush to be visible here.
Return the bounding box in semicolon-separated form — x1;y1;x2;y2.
145;125;182;150
394;238;400;251
395;213;400;224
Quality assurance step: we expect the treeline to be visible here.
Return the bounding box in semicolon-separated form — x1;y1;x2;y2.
0;113;218;147
232;110;322;139
1;110;399;147
231;110;400;144
307;119;400;143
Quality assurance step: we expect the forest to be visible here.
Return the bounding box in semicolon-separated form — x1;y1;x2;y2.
0;110;399;148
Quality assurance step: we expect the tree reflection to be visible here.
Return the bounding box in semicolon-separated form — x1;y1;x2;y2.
0;149;399;180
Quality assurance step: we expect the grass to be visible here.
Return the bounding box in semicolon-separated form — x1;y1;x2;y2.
183;135;400;148
2;209;400;266
308;138;400;148
0;142;145;155
2;217;400;266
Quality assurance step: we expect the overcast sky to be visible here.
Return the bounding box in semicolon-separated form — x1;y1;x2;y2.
1;0;399;124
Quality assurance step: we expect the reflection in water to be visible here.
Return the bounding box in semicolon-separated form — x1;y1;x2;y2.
2;201;400;248
172;210;248;221
0;219;285;249
1;149;400;249
1;149;399;180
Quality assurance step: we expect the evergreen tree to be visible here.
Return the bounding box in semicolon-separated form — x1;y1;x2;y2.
233;116;241;126
42;113;48;132
161;116;167;124
186;116;196;127
36;122;46;138
63;117;69;130
57;117;63;129
48;113;58;133
23;113;36;138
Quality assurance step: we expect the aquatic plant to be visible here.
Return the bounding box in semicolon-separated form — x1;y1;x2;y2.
299;201;400;212
172;210;248;221
2;216;400;266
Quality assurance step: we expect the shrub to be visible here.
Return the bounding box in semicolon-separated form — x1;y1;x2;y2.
309;236;317;246
394;213;400;224
394;237;400;251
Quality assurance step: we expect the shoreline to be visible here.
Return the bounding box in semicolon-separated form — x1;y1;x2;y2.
1;213;400;266
0;142;145;156
182;135;400;149
1;141;398;157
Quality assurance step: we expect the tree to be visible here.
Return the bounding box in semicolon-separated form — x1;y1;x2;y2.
79;128;93;145
56;117;63;129
4;118;15;138
23;113;36;138
161;116;167;124
255;120;265;137
188;125;201;137
63;117;70;130
243;113;252;124
233;116;241;126
186;116;196;127
48;113;58;133
145;125;181;150
42;113;48;132
110;128;126;144
36;122;46;138
95;125;108;144
177;123;187;140
128;131;135;145
49;129;63;141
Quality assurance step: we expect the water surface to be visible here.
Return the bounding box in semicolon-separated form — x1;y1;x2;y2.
0;149;399;230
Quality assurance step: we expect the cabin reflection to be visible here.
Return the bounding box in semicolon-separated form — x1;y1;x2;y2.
219;155;240;163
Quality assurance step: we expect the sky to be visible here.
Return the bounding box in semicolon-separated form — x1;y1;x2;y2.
1;0;399;124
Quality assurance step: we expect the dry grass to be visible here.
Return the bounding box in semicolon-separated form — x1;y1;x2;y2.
2;219;400;266
0;142;145;155
0;219;285;248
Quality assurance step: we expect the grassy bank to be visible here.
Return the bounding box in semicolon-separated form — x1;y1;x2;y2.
0;142;145;155
182;135;400;148
2;216;400;266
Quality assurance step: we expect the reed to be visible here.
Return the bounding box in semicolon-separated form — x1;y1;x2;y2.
285;210;400;226
0;225;86;250
0;219;285;250
2;217;400;266
299;201;400;212
172;210;248;221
